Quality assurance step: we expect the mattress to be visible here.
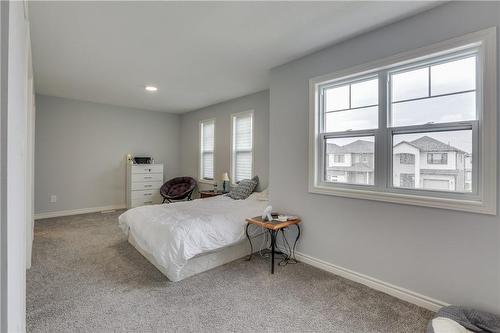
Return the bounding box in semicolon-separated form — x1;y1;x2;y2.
128;231;264;281
119;192;268;281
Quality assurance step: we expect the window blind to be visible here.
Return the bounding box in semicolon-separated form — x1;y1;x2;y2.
232;112;253;183
200;120;215;180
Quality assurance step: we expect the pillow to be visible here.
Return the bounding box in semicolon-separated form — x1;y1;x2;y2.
226;176;259;200
429;318;471;333
255;188;269;201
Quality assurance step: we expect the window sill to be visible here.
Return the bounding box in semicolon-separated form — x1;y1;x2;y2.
308;184;496;215
198;178;216;185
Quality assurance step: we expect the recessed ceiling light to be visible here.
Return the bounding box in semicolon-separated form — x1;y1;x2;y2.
145;85;158;92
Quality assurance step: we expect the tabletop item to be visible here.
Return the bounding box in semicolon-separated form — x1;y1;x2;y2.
222;172;230;193
262;205;273;221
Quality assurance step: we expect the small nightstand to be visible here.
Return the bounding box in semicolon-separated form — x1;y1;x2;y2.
245;215;301;274
199;191;225;199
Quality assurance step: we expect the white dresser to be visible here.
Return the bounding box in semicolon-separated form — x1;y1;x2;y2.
127;163;164;209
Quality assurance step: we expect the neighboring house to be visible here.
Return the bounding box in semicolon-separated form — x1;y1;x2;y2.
326;140;374;185
326;136;471;192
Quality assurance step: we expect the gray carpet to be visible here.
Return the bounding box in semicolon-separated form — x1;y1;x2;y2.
27;211;433;332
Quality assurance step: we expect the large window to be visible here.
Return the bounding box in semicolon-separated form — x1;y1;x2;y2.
199;119;215;181
231;111;253;184
309;29;497;214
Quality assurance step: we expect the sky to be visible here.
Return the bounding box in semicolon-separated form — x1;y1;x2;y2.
324;55;475;154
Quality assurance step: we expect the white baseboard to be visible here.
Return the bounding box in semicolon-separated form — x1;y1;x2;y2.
291;250;449;312
34;204;126;220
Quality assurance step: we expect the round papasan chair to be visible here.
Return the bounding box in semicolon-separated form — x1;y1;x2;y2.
160;177;197;203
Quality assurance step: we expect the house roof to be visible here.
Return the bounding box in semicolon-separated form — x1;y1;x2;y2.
326;140;374;154
395;136;466;153
327;136;466;155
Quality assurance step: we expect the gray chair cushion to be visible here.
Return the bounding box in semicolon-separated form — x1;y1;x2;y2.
226;176;259;200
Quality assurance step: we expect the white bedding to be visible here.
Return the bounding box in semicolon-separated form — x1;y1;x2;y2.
118;193;268;281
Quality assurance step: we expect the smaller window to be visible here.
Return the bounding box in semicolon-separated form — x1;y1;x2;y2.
399;153;415;165
324;77;378;132
427;153;448;165
231;111;254;184
199;119;215;181
400;174;415;188
334;155;345;163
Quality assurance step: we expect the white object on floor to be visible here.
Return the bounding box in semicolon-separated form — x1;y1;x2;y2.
126;163;164;209
431;317;474;333
119;192;268;281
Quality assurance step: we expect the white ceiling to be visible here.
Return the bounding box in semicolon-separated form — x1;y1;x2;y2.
29;1;441;113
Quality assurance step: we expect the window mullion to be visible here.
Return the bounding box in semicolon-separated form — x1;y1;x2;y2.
318;134;326;184
427;66;431;97
471;120;480;196
391;121;475;134
374;70;389;190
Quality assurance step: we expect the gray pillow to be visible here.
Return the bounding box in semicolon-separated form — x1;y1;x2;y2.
226;176;259;200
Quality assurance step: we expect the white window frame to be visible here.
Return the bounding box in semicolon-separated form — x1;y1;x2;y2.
230;110;254;185
199;118;216;184
309;28;497;215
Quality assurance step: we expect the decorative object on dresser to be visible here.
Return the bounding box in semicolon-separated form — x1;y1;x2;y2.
133;156;154;164
199;190;224;199
126;163;164;209
160;177;197;203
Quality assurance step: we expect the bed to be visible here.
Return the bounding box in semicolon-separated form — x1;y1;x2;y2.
118;192;268;281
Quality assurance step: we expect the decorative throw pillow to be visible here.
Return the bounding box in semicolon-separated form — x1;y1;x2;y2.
255;188;269;201
226;176;259;200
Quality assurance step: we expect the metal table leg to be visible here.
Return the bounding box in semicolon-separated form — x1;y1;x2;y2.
292;224;301;261
245;223;253;261
271;230;277;274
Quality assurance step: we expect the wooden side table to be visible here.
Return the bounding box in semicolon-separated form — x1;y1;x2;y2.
199;191;224;199
245;215;301;274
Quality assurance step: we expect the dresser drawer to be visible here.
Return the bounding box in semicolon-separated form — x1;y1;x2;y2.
129;197;160;208
131;189;161;200
131;172;163;183
131;181;163;191
131;164;163;174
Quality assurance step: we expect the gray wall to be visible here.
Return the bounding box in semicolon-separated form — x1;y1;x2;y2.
34;95;180;214
180;90;269;193
269;2;500;314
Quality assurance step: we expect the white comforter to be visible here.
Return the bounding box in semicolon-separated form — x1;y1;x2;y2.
118;193;268;281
